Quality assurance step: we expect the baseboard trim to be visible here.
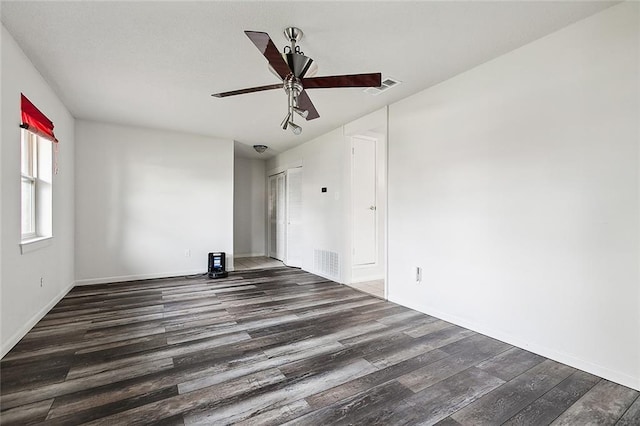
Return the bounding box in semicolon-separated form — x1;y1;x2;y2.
350;275;384;284
306;267;343;284
75;270;206;286
389;294;640;392
1;281;74;359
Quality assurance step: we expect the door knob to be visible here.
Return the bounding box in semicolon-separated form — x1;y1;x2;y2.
369;206;376;211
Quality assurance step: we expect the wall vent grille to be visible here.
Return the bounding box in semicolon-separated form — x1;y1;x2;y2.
314;249;340;279
364;77;402;96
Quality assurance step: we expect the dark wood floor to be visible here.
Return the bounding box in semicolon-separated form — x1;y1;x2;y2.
1;267;638;425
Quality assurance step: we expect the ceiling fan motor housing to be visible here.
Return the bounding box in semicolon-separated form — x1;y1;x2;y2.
285;53;315;79
267;52;317;80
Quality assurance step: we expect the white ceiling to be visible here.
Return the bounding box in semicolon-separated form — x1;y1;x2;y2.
1;1;616;158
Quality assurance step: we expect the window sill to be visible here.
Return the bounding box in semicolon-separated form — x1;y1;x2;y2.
20;236;52;254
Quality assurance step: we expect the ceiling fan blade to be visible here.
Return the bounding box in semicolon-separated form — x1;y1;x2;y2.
211;83;282;98
244;31;292;80
297;90;320;121
302;73;382;89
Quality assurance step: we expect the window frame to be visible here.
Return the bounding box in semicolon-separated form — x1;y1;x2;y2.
20;129;52;246
21;130;38;240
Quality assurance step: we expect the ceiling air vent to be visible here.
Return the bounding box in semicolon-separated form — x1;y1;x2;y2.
364;77;402;96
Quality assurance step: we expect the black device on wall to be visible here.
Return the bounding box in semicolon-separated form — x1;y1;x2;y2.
208;252;228;279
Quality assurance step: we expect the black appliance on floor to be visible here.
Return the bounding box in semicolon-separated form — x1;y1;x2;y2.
208;252;228;278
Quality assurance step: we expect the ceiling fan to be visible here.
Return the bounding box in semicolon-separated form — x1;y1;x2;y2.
212;27;382;135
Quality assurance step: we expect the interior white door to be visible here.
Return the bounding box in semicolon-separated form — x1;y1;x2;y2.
268;172;286;260
352;136;377;265
268;174;277;259
285;167;303;268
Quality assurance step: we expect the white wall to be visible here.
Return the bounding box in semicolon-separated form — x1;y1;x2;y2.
388;2;639;390
75;120;234;284
234;156;266;257
267;127;350;282
1;25;76;357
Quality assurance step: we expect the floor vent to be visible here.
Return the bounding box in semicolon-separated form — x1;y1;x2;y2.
314;249;340;279
364;76;402;96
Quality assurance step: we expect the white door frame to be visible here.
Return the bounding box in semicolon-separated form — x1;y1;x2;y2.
349;131;387;287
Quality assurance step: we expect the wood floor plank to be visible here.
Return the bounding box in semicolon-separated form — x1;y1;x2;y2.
551;380;639;425
87;312;166;330
43;351;270;421
435;418;463;426
617;395;640;425
403;317;452;338
397;333;511;393
73;334;168;357
182;358;377;425
262;321;388;359
65;331;250;380
364;325;476;369
338;316;431;347
360;367;505;425
502;370;601;425
476;346;546;381
2;327;167;363
45;385;180;425
233;399;311;426
171;325;318;368
450;359;576;425
1;357;175;410
304;347;450;410
286;380;414;425
83;368;287;426
1;266;634;425
0;355;71;394
277;321;419;380
0;398;53;425
177;341;346;394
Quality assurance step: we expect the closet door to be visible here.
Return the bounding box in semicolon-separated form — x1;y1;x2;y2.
268;172;285;260
285;167;303;267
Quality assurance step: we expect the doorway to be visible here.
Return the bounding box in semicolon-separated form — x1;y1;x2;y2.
268;172;285;261
352;135;378;267
349;130;386;299
267;167;303;268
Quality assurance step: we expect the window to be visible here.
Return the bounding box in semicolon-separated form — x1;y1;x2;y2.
20;128;52;242
19;93;58;252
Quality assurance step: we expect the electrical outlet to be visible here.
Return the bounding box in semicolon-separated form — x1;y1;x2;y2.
40;277;44;287
415;267;422;283
185;249;191;257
